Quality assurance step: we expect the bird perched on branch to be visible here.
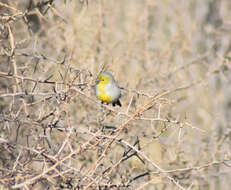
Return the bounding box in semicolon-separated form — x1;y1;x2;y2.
95;72;122;107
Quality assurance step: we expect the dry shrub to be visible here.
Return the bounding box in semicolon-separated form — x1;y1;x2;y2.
0;0;231;189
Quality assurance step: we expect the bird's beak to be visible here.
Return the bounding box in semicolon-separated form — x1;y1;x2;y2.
96;79;100;84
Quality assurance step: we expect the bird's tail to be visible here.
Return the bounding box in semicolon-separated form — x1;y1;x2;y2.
112;99;122;107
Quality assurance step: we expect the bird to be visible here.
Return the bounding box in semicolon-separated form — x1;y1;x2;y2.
95;72;122;107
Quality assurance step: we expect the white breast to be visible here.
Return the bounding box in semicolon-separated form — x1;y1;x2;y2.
105;82;121;102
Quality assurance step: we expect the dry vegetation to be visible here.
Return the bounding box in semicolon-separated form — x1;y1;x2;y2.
1;0;231;189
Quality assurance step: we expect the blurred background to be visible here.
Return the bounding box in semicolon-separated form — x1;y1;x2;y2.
1;0;231;189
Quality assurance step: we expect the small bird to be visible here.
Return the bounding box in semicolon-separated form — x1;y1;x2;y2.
95;72;122;107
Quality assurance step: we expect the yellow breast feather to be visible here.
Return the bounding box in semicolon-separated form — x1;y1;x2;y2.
98;86;112;102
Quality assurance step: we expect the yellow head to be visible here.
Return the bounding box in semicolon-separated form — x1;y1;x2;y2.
96;72;113;87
